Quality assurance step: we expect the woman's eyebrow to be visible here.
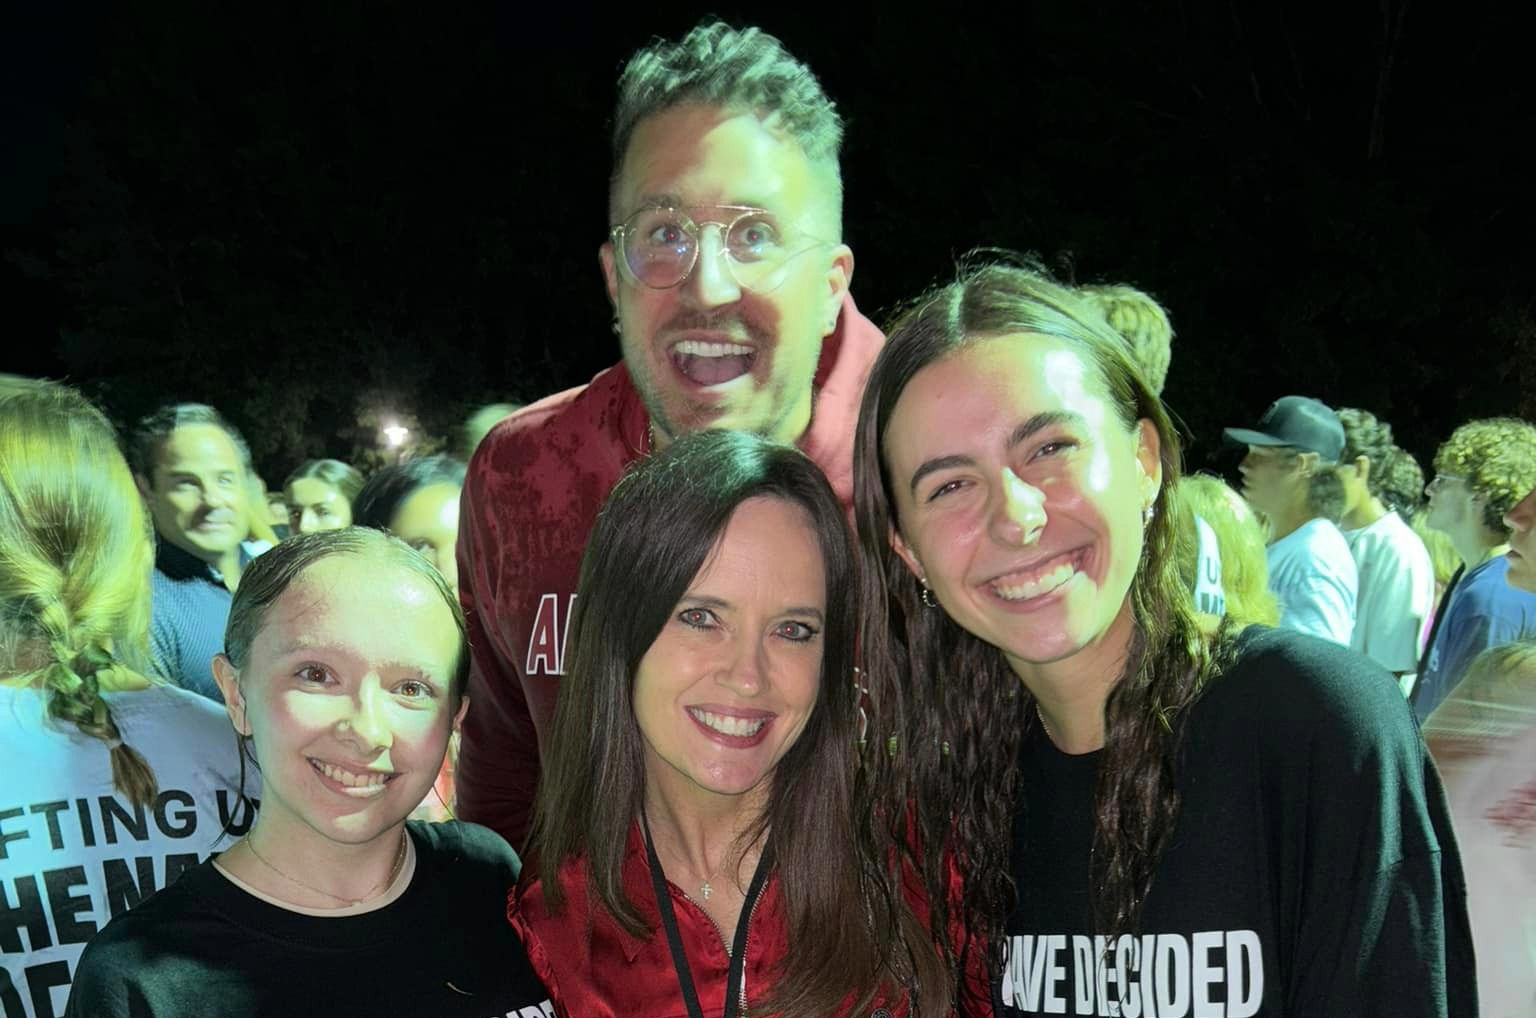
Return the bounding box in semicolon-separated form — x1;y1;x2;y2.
908;411;1085;496
1006;410;1083;450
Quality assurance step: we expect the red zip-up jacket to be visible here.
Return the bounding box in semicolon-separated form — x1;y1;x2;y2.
454;296;884;848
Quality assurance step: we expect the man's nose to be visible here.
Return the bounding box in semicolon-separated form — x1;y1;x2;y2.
681;225;743;310
203;483;235;509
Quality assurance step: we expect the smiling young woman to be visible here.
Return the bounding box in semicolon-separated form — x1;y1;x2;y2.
67;528;552;1017
851;259;1476;1017
514;430;947;1018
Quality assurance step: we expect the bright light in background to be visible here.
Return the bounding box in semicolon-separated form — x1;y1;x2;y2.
382;422;410;448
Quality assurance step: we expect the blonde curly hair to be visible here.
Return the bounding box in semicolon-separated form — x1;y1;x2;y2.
1079;283;1174;395
1433;417;1536;535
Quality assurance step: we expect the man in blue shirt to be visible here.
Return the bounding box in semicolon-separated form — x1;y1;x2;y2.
131;403;262;700
1413;416;1536;721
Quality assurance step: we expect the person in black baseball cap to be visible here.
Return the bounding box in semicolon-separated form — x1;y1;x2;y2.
1225;396;1358;646
1223;395;1346;461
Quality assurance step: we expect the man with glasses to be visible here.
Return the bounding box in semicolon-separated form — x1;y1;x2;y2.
453;22;880;847
1413;417;1536;720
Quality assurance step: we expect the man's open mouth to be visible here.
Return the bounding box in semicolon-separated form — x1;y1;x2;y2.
671;339;756;386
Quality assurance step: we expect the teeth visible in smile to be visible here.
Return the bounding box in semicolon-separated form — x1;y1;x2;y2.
313;760;390;795
688;709;767;737
993;557;1080;601
673;340;753;358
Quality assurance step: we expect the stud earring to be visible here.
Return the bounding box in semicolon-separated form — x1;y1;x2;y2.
1143;503;1156;526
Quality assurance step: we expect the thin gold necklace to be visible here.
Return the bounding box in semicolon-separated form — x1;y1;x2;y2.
243;828;408;907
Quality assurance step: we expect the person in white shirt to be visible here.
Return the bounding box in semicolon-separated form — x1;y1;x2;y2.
1225;396;1358;646
1335;409;1436;688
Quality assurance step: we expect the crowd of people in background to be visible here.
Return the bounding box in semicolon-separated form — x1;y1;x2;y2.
3;16;1529;1018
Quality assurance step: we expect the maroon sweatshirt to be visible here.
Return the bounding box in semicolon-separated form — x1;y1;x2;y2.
454;295;884;847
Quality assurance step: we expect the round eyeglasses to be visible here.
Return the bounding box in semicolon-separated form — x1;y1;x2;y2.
609;205;827;293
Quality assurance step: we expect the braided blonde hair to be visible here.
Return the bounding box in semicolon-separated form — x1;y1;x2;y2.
0;378;159;805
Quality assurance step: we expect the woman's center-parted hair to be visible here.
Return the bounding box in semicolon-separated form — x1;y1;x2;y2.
849;258;1229;998
222;527;470;700
862;259;1180;531
530;431;860;946
575;429;853;747
283;458;366;505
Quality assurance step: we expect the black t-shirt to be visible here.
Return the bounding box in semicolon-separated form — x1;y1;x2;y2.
65;821;551;1017
995;626;1476;1017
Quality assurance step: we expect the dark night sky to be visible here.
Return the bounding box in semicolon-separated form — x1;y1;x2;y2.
3;2;1533;482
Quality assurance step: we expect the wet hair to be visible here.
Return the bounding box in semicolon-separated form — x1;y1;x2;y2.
283;458;366;506
223;527;469;700
851;258;1234;1009
611;20;844;232
1171;474;1280;627
1433;417;1536;536
529;430;940;1018
1078;284;1174;395
352;455;466;531
128;402;252;483
0;379;159;805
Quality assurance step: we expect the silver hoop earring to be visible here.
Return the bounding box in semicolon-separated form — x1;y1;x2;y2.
920;579;939;609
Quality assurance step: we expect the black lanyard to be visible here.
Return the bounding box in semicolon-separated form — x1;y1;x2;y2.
641;811;771;1018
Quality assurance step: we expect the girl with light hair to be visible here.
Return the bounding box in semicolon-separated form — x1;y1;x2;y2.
1170;472;1280;629
0;378;247;1008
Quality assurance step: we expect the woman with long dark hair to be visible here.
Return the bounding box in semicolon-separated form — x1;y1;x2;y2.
513;430;946;1018
852;261;1475;1016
